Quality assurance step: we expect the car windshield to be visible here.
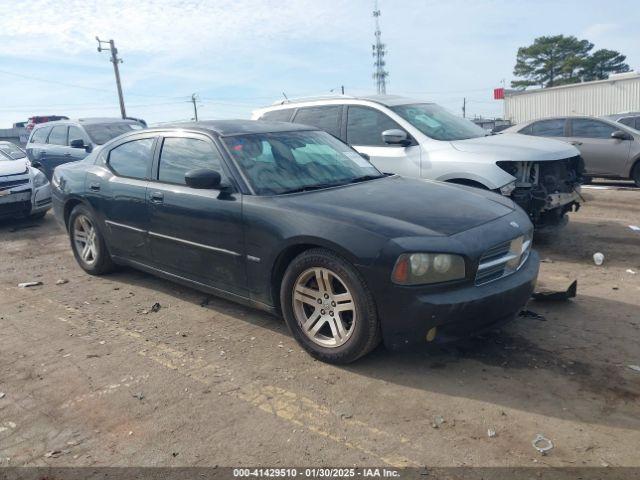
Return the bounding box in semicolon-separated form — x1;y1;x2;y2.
84;123;143;145
0;143;26;160
223;130;384;195
390;103;488;141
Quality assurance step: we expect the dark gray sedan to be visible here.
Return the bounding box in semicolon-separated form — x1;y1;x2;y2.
51;120;538;363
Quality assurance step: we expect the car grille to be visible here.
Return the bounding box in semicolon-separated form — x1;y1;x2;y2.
475;231;532;286
0;178;29;191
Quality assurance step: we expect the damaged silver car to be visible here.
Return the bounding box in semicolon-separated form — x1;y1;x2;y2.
253;95;584;230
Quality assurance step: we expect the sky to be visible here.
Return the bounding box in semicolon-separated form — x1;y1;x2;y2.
0;0;638;127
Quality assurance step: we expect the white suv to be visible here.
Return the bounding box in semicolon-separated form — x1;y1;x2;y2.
253;95;584;229
0;142;51;220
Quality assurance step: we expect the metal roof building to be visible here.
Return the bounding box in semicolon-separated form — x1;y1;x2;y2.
504;72;640;124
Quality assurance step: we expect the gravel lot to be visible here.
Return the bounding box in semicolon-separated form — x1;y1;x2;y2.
1;185;639;468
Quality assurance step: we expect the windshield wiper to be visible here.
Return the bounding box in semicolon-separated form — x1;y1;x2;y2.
278;183;342;194
347;174;385;184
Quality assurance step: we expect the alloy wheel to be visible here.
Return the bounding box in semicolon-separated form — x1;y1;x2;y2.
73;215;98;266
292;267;356;348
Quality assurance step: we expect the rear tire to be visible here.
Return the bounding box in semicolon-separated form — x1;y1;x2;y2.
280;248;381;364
632;163;640;188
68;204;115;275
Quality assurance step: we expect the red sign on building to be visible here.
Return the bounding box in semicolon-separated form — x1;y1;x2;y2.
494;88;505;100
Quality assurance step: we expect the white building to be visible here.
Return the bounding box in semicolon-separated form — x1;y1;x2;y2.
504;72;640;124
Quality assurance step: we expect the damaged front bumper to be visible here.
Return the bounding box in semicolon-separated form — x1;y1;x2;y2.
498;156;584;229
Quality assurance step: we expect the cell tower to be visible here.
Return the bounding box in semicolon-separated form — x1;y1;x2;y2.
372;0;388;94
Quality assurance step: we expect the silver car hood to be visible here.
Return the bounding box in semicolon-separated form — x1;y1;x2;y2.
0;159;29;176
450;133;579;161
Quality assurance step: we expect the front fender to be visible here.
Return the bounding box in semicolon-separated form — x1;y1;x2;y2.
435;163;514;190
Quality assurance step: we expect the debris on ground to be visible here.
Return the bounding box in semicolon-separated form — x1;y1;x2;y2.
55;279;69;285
593;252;604;266
540;258;554;263
532;280;577;302
150;302;161;313
44;450;66;458
0;393;5;399
431;415;445;429
626;269;637;275
18;281;43;288
200;297;212;307
532;434;554;455
339;412;353;420
132;392;145;401
487;428;497;438
628;365;640;373
518;309;546;321
629;225;640;232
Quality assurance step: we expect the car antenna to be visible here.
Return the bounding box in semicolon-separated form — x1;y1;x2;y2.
281;92;289;104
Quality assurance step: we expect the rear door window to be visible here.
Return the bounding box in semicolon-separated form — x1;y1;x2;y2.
571;119;617;139
108;137;155;179
529;119;566;137
158;137;224;185
260;109;295;122
619;117;635;128
293;106;342;138
47;126;68;145
346;106;403;146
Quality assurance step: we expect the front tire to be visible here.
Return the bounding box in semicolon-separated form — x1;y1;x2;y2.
280;248;381;364
68;205;115;275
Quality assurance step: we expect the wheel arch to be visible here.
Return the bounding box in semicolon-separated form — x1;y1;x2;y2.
269;238;362;312
63;196;94;231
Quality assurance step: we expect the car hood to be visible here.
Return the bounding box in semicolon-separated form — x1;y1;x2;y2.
271;176;515;237
450;133;579;161
0;159;29;176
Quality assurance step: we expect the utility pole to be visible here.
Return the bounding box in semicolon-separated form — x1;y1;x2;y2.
191;93;199;121
372;0;388;94
96;37;126;119
341;85;345;95
462;97;466;118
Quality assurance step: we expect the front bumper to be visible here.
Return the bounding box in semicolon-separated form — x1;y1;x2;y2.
377;250;539;350
0;182;51;219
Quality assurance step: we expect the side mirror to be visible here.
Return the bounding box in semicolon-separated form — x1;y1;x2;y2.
185;168;222;189
382;129;410;146
70;139;85;149
611;130;631;141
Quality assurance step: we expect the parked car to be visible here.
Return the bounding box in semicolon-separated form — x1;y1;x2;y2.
0;141;28;161
25;115;69;132
507;116;640;186
602;112;640;131
51;120;539;363
26;118;145;179
253;95;584;230
0;146;51;220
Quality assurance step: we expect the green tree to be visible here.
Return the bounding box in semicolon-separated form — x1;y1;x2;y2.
581;49;630;81
512;35;593;88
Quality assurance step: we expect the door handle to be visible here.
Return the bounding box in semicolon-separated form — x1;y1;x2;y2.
570;141;583;146
89;182;101;191
150;191;164;203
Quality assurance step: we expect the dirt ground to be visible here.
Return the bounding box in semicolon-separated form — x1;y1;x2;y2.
1;184;639;469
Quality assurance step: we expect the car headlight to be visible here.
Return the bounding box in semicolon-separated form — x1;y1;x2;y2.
392;253;466;285
499;180;516;196
33;169;49;188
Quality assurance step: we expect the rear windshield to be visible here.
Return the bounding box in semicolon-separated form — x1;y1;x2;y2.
0;143;27;160
84;123;143;145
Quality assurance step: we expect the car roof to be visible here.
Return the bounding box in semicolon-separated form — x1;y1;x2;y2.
33;117;138;128
264;94;431;109
153;119;317;136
